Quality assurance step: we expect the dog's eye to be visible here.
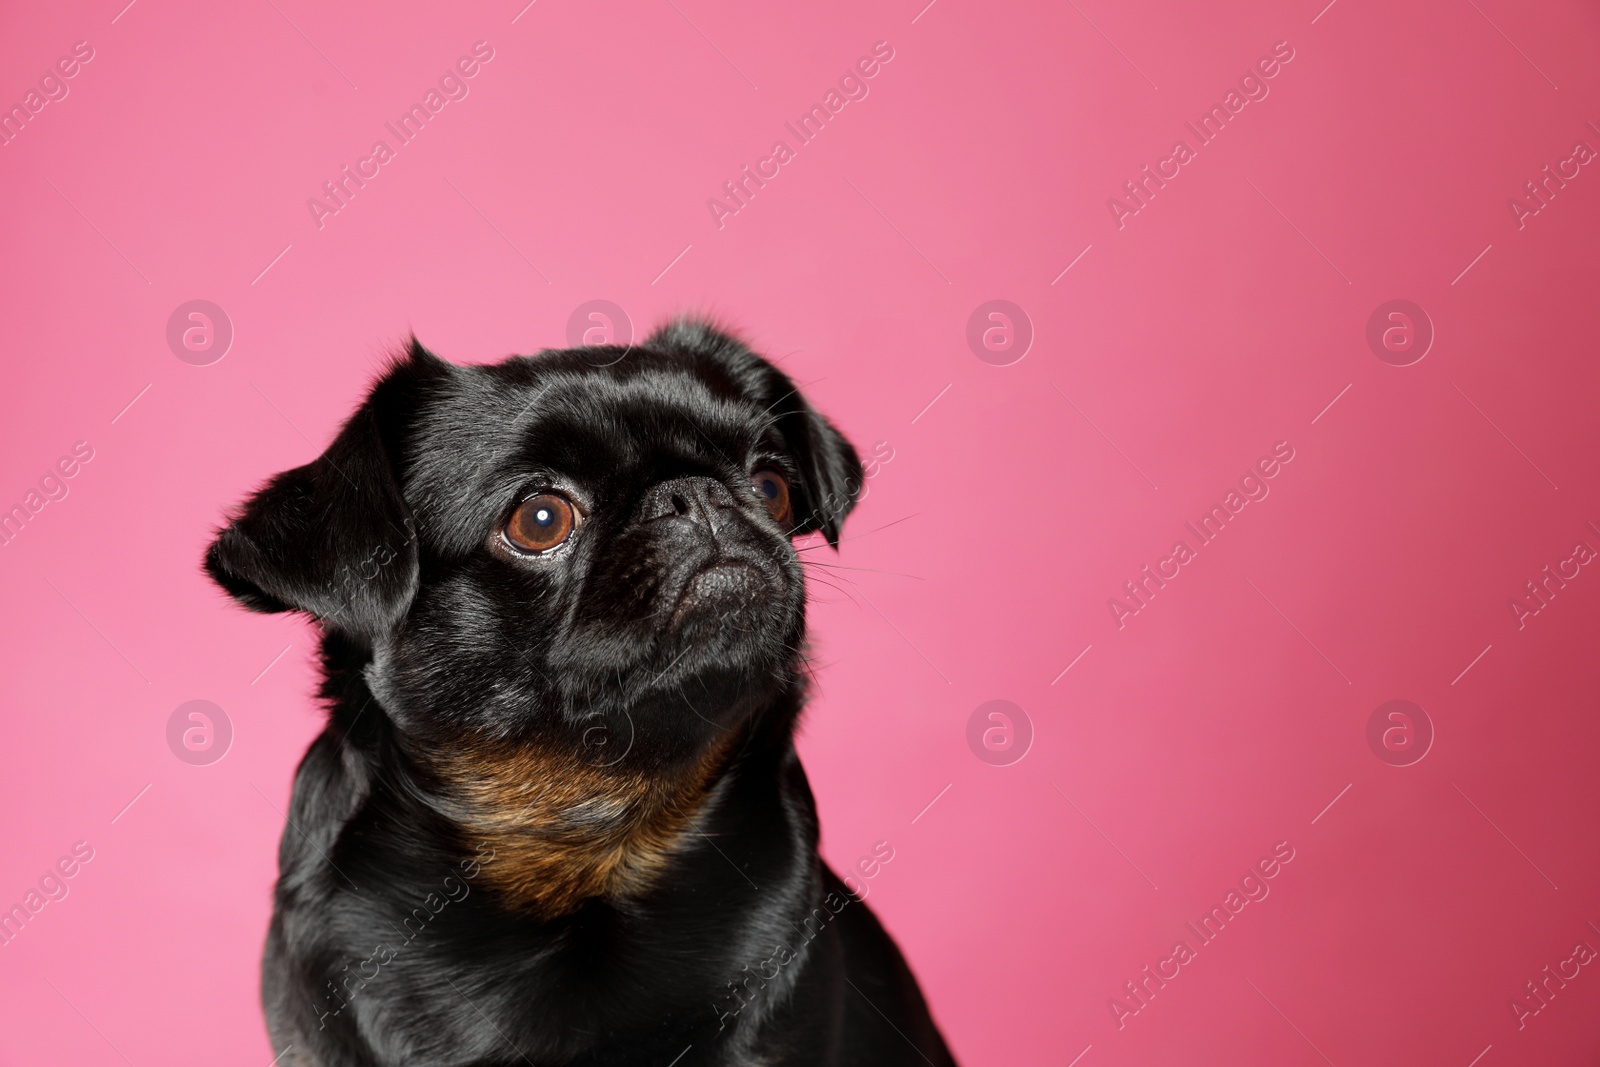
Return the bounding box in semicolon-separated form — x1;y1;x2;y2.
504;492;577;553
750;469;792;526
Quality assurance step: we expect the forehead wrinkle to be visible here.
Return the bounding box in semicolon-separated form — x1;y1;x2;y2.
520;370;762;478
598;371;762;460
404;366;562;554
400;359;771;555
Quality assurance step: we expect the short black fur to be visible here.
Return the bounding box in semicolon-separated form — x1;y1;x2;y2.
204;320;957;1067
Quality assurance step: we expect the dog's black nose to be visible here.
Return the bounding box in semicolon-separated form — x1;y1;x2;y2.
635;476;738;531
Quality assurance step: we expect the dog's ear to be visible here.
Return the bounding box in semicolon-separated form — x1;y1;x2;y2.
647;319;864;545
204;340;453;643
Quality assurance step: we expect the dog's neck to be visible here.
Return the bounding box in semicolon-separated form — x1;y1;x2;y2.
410;726;746;919
324;637;810;923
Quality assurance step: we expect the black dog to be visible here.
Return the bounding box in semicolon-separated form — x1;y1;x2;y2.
205;320;957;1066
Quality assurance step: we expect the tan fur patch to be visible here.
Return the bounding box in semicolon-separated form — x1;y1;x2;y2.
422;731;738;919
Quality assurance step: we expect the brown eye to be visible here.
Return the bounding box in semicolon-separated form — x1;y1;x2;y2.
751;469;792;526
504;492;576;553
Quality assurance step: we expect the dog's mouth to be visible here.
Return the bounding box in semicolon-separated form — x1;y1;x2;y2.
666;559;773;634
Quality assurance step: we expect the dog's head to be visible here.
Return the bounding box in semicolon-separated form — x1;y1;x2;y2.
205;321;863;773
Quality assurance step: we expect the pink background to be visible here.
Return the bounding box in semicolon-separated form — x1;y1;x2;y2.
4;0;1600;1063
